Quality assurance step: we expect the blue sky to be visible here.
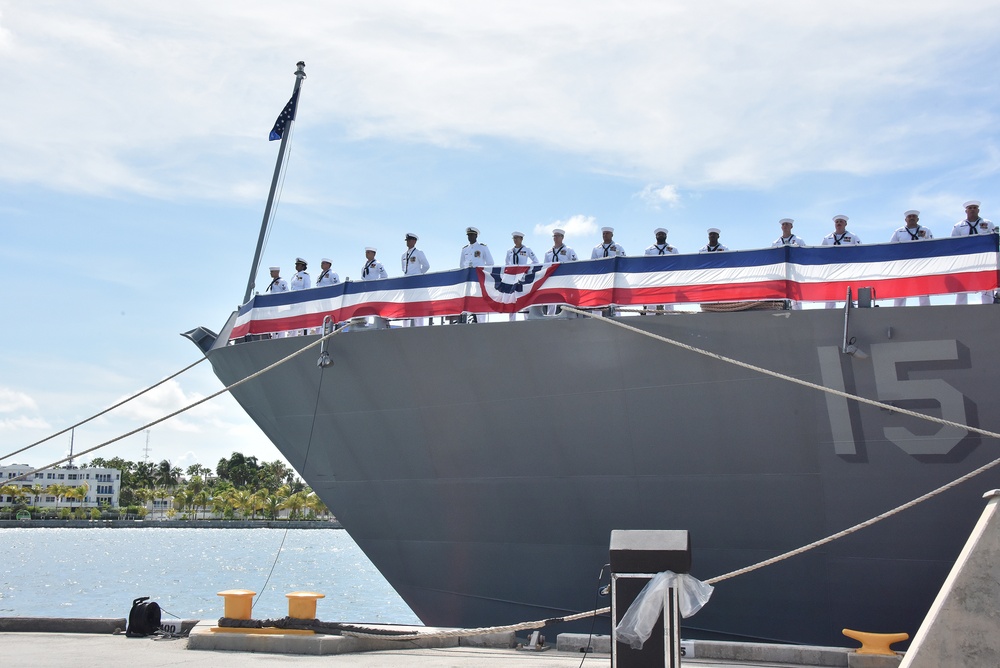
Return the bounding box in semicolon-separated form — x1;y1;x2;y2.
2;1;1000;474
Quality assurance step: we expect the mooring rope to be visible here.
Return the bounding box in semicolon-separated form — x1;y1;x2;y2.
0;357;207;464
332;306;1000;642
0;326;347;485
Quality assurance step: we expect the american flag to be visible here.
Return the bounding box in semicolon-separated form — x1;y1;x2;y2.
269;89;300;141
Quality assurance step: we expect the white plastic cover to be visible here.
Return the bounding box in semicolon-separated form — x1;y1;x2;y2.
614;571;714;650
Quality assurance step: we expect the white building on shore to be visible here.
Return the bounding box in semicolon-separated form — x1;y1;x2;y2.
0;464;121;509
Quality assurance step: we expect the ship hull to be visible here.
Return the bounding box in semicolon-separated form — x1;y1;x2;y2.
204;305;1000;645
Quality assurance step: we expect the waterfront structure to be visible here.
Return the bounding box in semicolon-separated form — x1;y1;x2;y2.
0;464;121;509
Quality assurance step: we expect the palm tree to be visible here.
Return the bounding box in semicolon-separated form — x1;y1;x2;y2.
47;483;69;510
65;484;89;510
193;490;210;519
280;491;308;520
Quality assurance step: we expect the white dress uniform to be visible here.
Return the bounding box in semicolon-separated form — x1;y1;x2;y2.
951;217;996;304
460;242;494;268
545;244;578;263
889;225;934;307
361;259;388;280
821;229;860;308
645;243;679;255
315;269;340;287
290;270;311;291
591;242;626;259
698;243;730;253
821;231;862;246
401;247;430;275
265;276;289;293
771;234;806;248
506;245;539;265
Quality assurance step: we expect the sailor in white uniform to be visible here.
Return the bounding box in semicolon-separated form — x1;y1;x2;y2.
698;228;729;253
506;231;539;265
545;228;578;263
265;266;289;294
290;257;311;291
543;229;577;315
591;227;626;259
264;266;289;338
401;233;430;275
401;233;430;326
644;228;678;313
821;215;860;309
459;226;494;268
315;258;340;287
645;228;679;256
771;219;806;247
890;211;933;307
459;227;492;323
951;200;997;304
361;247;388;280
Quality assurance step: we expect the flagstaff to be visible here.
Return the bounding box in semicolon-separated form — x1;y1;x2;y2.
242;61;307;305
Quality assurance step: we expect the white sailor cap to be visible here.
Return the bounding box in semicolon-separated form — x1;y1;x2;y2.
365;246;377;253
466;226;480;234
964;200;981;208
512;230;525;238
268;266;280;272
833;214;849;222
707;227;721;234
405;232;418;241
904;210;920;217
654;227;668;235
601;226;615;233
552;228;566;236
779;218;794;225
295;257;307;265
321;258;331;264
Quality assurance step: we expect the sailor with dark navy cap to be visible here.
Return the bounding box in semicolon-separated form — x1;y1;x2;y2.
402;233;430;275
361;247;388;281
698;228;729;253
951;200;997;304
591;226;626;259
460;226;494;268
290;257;311;291
890;211;933;307
506;231;539;265
315;258;339;287
645;228;678;255
545;228;578;263
771;219;806;247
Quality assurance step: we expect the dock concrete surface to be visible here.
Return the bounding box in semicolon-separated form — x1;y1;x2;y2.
0;622;901;668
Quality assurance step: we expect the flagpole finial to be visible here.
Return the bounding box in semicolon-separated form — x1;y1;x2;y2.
295;61;306;79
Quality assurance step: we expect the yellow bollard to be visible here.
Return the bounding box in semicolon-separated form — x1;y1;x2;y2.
217;589;256;620
842;628;909;655
286;591;325;620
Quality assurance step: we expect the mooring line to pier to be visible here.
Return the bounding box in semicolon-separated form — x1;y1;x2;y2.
335;307;1000;643
1;326;347;485
0;357;208;464
561;306;1000;441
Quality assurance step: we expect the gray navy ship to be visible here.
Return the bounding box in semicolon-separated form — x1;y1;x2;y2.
188;296;1000;647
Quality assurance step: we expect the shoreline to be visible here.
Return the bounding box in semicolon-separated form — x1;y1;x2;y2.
0;518;341;529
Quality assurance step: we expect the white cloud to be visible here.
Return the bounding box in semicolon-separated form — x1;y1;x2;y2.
0;416;50;431
534;214;598;239
0;387;37;413
1;1;999;198
638;184;680;210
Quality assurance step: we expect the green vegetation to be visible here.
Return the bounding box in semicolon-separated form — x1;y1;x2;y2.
0;453;332;522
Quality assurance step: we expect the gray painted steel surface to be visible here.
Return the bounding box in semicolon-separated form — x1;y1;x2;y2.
201;306;1000;646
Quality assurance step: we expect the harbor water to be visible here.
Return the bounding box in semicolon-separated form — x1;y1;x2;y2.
0;527;420;623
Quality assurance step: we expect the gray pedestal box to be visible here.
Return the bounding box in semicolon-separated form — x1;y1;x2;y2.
610;530;691;668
